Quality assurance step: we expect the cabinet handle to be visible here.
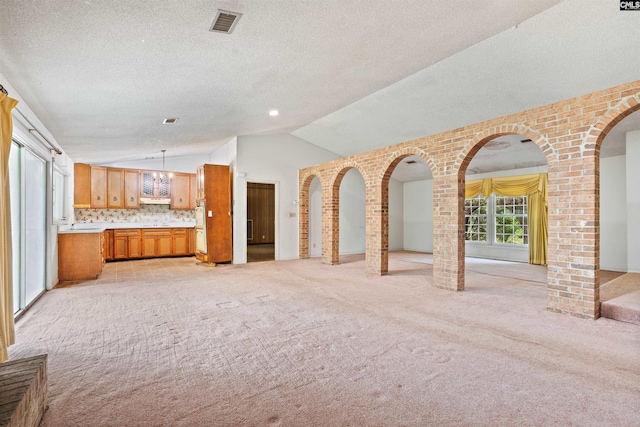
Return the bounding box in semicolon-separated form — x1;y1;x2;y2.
97;195;101;200
179;198;183;202
130;197;134;202
113;196;117;201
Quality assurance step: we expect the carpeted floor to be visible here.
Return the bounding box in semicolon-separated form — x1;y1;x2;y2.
8;252;640;426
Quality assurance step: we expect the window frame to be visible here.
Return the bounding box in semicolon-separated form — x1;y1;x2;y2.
465;193;528;248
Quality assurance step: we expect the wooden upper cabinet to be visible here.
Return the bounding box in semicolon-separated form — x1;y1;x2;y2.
107;168;124;209
124;170;140;208
140;171;171;198
74;163;91;208
171;174;191;210
189;174;197;209
90;166;108;208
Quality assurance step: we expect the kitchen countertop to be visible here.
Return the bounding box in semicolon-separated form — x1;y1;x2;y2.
59;222;196;234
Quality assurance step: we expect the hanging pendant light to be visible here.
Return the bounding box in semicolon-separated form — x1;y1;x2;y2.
154;150;173;184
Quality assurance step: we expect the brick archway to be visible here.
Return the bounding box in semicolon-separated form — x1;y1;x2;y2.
323;162;368;266
369;147;438;275
299;170;324;259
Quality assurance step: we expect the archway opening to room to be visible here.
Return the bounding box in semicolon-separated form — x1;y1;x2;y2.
460;134;549;296
337;168;366;264
597;109;640;323
386;154;435;275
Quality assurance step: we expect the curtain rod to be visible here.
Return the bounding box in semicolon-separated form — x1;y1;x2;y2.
1;83;63;156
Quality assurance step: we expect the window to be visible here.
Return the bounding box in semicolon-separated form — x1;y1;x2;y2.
465;194;528;246
464;195;487;242
52;165;69;224
494;196;528;244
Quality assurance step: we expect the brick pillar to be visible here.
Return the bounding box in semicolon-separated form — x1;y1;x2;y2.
546;157;600;319
299;177;310;259
432;174;464;291
365;182;388;275
322;184;340;265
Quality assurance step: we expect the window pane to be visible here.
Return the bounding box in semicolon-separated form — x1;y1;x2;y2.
465;195;487;242
494;195;527;245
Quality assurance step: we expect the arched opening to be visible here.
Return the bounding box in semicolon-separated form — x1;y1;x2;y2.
385;154;435;275
338;168;366;263
460;133;549;301
598;109;640;323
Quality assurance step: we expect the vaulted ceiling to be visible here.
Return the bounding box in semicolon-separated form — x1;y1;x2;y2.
1;0;638;174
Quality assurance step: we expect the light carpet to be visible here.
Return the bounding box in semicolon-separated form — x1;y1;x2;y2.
8;252;640;426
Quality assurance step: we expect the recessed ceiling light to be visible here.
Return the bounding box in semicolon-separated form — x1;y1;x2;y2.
163;118;178;124
269;110;279;117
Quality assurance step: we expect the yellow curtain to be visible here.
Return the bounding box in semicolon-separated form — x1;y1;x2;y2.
465;173;548;265
0;92;18;363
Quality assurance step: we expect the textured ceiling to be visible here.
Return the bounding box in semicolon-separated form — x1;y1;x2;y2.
0;0;562;164
0;0;637;181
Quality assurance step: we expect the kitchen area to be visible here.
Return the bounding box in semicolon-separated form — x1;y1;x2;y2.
57;162;232;282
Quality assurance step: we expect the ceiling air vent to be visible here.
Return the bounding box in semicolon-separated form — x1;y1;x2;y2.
209;10;242;34
163;118;178;124
405;160;418;164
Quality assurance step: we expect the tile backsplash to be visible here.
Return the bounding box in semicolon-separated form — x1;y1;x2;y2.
74;205;195;223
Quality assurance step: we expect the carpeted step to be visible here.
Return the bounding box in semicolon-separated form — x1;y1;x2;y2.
600;290;640;325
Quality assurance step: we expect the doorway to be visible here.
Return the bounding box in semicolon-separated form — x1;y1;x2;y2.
9;141;47;315
246;182;275;262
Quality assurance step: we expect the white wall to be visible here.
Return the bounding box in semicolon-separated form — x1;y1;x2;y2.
339;169;366;255
388;178;404;251
626;131;640;272
600;155;627;272
99;154;204;174
236;134;341;262
403;179;433;252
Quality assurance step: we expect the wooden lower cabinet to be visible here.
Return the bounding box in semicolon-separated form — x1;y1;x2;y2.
103;230;114;261
58;232;104;281
172;229;189;255
107;228;194;261
114;229;141;259
142;229;173;257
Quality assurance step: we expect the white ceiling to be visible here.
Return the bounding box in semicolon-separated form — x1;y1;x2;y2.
1;0;638;180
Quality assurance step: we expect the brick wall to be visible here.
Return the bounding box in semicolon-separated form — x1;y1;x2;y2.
299;80;640;319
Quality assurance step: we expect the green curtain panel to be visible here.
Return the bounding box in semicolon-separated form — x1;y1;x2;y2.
466;173;548;265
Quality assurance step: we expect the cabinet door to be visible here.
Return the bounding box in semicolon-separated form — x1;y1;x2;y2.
74;163;91;208
128;232;141;258
171;174;190;209
172;229;189;255
103;230;114;261
204;164;233;263
107;168;124;208
124;170;140;208
114;235;129;259
90;166;108;208
158;232;173;256
141;231;157;257
188;228;195;254
141;172;155;197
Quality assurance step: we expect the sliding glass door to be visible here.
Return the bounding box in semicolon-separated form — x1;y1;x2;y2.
9;141;47;314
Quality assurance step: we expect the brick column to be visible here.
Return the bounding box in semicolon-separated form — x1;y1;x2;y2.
432;173;464;291
546;157;599;319
322;184;340;265
299;176;310;259
365;182;388;275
